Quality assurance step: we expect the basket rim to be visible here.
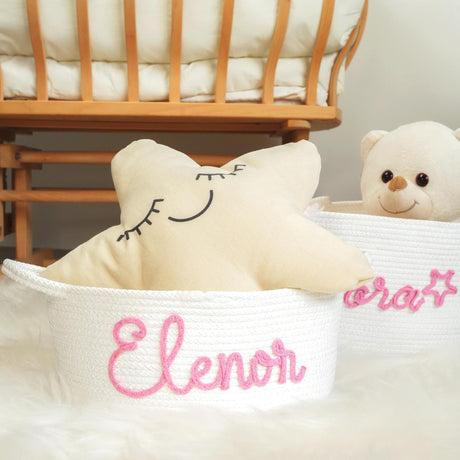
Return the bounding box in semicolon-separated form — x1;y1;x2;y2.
317;210;460;228
1;259;334;301
313;199;460;229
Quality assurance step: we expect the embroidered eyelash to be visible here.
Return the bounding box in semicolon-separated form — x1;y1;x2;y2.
117;198;164;242
196;164;246;181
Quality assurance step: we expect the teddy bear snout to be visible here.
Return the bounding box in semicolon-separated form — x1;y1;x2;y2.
388;175;407;192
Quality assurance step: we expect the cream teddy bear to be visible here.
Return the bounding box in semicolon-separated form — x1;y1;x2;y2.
360;121;460;222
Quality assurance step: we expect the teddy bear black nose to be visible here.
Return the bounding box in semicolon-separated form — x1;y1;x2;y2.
388;176;407;192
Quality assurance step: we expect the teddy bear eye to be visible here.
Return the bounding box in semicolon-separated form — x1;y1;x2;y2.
381;170;393;183
415;173;429;187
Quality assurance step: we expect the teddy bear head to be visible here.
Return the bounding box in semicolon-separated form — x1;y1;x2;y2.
360;121;460;221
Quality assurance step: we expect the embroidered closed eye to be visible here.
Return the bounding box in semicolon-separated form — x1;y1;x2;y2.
168;190;214;222
196;164;246;181
117;198;164;242
116;188;216;242
117;164;245;242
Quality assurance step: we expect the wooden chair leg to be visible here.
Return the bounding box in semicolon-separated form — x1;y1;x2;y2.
282;129;310;143
278;120;311;144
0;167;5;242
29;248;56;266
13;168;33;262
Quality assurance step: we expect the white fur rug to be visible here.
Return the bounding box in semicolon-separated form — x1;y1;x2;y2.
1;275;459;460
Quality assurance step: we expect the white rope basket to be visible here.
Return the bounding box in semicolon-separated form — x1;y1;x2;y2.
312;206;460;354
2;259;341;411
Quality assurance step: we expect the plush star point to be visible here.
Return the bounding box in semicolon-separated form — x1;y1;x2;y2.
41;139;373;293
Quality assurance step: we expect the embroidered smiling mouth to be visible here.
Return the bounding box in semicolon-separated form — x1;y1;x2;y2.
378;197;418;215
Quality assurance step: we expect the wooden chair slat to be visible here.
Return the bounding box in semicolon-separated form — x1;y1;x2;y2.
16;150;236;167
262;0;291;105
345;0;368;69
124;0;139;101
76;0;93;101
327;26;358;107
26;0;48;100
169;0;183;102
305;0;335;106
215;0;235;103
0;60;3;101
328;0;368;106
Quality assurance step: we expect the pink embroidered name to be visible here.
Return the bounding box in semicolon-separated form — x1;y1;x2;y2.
108;314;306;398
344;269;457;311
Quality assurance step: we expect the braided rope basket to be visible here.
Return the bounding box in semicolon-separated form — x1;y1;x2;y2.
2;259;342;411
312;204;460;354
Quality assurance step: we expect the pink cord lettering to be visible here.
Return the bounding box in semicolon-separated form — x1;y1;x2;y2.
344;269;457;312
109;314;306;398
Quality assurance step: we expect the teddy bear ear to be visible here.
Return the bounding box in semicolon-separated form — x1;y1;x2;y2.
360;130;388;163
454;128;460;141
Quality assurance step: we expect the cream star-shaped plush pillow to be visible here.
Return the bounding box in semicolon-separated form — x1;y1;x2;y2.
41;139;373;292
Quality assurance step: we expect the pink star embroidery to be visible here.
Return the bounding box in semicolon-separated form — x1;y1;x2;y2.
422;269;458;307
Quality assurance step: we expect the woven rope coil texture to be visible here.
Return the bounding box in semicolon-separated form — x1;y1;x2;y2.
312;212;460;354
2;260;341;411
